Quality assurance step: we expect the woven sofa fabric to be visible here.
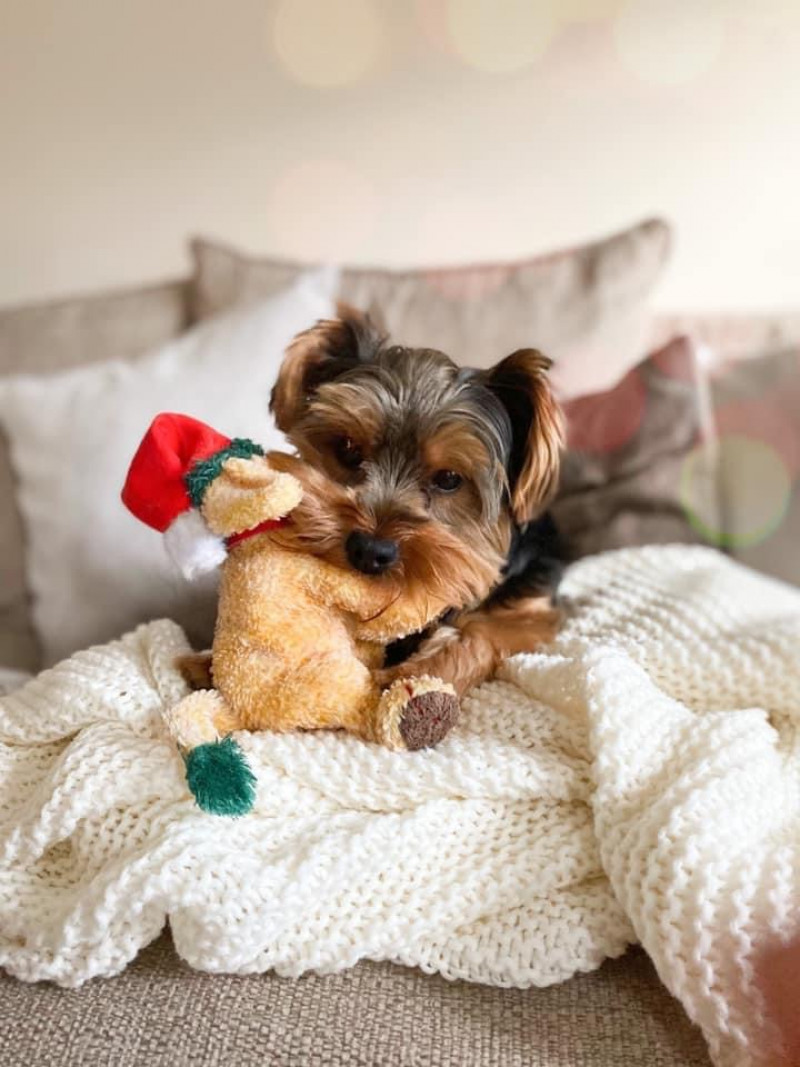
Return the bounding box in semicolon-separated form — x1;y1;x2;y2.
0;279;190;376
0;937;711;1067
0;279;190;672
190;218;671;396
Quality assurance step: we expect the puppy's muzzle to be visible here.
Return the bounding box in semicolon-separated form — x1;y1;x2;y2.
346;531;399;575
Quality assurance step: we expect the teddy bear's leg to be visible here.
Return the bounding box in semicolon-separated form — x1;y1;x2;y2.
213;644;377;735
213;646;457;752
163;690;241;747
371;676;460;752
289;661;459;751
300;665;458;752
163;691;255;816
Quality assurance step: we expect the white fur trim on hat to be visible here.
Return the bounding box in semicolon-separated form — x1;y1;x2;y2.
164;509;227;580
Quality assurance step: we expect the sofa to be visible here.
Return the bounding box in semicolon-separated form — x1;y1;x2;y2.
1;221;798;1066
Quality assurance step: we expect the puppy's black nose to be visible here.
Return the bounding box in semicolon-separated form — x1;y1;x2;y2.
345;531;399;575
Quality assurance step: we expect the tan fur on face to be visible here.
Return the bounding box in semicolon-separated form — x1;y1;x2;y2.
422;423;494;484
293;385;382;482
176;650;213;690
265;450;504;613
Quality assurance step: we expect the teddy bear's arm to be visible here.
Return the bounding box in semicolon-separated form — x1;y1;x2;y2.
303;558;396;619
299;557;450;640
311;568;446;642
354;591;450;643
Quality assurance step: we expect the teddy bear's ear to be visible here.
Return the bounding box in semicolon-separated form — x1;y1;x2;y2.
270;305;386;433
201;460;303;538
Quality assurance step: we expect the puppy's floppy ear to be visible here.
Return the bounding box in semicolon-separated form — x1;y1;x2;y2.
270;304;385;432
483;349;564;524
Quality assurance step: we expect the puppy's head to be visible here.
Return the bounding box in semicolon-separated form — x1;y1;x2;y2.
270;306;563;611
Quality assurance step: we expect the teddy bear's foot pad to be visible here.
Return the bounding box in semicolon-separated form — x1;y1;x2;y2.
398;689;460;751
376;676;460;751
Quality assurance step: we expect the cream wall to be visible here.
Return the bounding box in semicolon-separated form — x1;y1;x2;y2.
2;0;799;311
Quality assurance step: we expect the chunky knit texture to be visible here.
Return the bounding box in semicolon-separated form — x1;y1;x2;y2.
1;545;798;1067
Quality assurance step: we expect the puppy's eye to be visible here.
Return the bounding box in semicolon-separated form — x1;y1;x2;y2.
334;436;364;470
431;469;463;493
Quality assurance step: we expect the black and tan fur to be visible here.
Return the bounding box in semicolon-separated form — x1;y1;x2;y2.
181;306;565;702
273;306;565;695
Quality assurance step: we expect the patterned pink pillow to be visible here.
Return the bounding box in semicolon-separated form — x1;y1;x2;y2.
553;336;719;559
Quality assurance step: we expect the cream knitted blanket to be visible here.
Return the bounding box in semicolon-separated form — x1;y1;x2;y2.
1;546;798;1066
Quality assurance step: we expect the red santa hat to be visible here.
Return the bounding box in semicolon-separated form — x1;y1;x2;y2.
122;413;263;579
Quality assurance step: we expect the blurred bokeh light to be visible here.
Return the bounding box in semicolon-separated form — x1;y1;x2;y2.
272;0;383;86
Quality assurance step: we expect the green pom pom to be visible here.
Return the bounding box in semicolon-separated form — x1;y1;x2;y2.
184;736;256;816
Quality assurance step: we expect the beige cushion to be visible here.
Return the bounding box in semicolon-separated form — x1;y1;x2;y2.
0;279;189;376
0;280;190;671
0;272;336;666
190;218;671;397
553;336;720;558
0;935;711;1066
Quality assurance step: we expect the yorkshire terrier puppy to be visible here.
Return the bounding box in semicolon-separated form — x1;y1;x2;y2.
181;306;564;703
268;305;566;697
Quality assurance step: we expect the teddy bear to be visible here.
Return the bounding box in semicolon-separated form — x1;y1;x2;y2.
122;413;460;815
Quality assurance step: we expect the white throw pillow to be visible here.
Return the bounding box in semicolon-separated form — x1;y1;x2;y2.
0;269;338;665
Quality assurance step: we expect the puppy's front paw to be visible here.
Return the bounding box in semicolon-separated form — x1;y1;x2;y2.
529;606;562;646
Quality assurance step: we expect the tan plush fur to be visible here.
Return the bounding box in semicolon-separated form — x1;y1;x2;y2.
179;454;459;752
